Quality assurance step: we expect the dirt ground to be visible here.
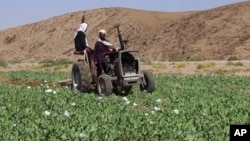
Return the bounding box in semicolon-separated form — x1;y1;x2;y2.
1;60;250;76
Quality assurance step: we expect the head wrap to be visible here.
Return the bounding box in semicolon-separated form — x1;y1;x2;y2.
99;29;107;34
76;23;88;33
97;29;113;48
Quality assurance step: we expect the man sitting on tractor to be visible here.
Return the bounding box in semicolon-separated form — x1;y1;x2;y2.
94;29;119;75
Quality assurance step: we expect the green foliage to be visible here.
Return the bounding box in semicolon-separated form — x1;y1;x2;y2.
39;59;55;66
176;63;186;68
140;58;146;63
197;62;216;69
0;72;250;140
0;71;70;82
187;55;204;61
36;59;73;70
9;60;21;64
169;58;184;62
227;61;243;66
140;58;153;65
152;63;165;69
0;60;8;68
227;56;239;61
159;58;166;62
212;69;226;75
39;59;73;67
197;64;205;69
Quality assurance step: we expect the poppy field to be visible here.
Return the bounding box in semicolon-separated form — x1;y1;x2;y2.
0;71;249;140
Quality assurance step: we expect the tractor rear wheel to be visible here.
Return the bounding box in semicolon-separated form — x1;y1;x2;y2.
97;74;113;96
72;61;92;92
140;71;155;93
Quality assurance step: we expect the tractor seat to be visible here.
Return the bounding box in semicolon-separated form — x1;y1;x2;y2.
73;50;85;55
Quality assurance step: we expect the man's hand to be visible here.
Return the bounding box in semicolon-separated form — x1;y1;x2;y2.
115;47;121;51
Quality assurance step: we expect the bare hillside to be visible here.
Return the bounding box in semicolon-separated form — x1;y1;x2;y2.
0;1;250;63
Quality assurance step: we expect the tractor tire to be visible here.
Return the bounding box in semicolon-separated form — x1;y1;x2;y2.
140;71;155;93
72;61;92;93
114;85;132;96
97;74;113;96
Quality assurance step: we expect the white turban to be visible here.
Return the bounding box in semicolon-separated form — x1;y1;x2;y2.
99;29;107;34
78;23;88;33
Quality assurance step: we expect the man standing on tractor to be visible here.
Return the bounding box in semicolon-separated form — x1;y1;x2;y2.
74;14;98;84
94;29;119;75
74;14;89;51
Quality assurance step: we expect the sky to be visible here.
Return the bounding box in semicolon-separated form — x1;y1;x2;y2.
0;0;246;30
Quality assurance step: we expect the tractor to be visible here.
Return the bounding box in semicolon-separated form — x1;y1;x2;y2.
71;24;155;96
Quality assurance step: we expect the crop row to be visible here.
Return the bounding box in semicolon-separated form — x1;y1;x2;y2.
0;71;249;140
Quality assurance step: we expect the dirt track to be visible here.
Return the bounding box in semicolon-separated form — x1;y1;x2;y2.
1;60;250;76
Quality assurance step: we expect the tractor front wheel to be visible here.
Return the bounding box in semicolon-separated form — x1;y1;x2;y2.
140;71;155;93
97;74;113;96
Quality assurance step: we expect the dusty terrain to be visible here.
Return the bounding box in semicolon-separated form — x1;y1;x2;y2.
0;1;250;75
1;60;250;77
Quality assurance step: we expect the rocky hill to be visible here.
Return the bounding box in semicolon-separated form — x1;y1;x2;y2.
0;1;250;63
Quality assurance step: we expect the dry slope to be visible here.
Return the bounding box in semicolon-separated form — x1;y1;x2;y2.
0;1;250;63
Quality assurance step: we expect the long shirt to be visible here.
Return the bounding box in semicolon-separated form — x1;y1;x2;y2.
74;31;88;51
94;41;108;71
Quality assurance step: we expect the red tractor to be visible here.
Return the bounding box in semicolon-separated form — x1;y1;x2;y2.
71;25;155;96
